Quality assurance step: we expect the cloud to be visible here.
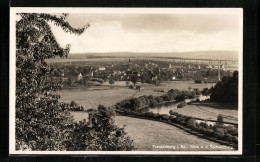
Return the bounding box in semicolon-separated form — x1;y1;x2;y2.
50;13;239;53
66;13;238;33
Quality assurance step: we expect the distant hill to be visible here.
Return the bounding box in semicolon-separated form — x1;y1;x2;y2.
69;51;238;61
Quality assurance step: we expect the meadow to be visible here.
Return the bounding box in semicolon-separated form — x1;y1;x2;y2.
58;81;216;109
61;81;238;150
69;111;235;151
172;102;238;124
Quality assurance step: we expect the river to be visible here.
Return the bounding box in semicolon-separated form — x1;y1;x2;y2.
146;95;210;114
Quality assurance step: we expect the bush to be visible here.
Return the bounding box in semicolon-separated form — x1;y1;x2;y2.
169;115;175;121
144;112;154;118
129;85;134;89
199;122;209;129
187;118;196;129
175;94;185;102
223;134;233;142
170;112;179;116
70;101;79;107
215;128;225;139
226;125;238;136
187;91;196;98
136;85;141;90
149;99;158;107
156;96;164;103
231;136;238;144
153;113;161;119
216;114;224;126
169;110;175;115
204;129;214;137
86;108;95;112
177;102;186;108
109;78;115;84
70;106;84;111
195;80;202;84
193;88;201;95
160;114;170;121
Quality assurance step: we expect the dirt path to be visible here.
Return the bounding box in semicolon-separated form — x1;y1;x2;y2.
114;116;235;151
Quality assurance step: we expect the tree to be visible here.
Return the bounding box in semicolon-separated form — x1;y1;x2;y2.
63;105;134;150
130;74;138;86
202;88;210;96
109;78;115;84
188;86;191;91
99;71;109;82
210;71;238;103
15;13;133;151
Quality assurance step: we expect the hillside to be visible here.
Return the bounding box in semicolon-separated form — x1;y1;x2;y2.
69;51;238;61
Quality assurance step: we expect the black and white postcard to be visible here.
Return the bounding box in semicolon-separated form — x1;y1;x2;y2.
9;8;243;155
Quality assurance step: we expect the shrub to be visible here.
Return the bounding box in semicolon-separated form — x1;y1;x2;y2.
187;91;196;98
199;122;209;129
98;79;104;84
86;108;95;112
216;114;224;126
144;112;154;118
149;99;158;107
204;129;214;137
169;110;174;115
129;85;134;89
226;125;238;136
193;88;201;95
70;100;79;107
155;96;164;103
170;111;179;116
175;94;185;102
125;109;132;115
231;136;238;144
177;102;186;108
136;85;141;90
109;78;115;84
169;115;175;121
187;118;196;129
215;128;225;139
223;134;233;142
195;80;202;84
153;113;161;119
160;114;170;121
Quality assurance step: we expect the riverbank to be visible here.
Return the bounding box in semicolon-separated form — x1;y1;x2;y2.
172;102;238;124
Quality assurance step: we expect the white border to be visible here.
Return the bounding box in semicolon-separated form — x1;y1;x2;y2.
9;7;243;155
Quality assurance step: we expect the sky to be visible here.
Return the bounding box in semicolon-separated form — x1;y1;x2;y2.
49;13;240;54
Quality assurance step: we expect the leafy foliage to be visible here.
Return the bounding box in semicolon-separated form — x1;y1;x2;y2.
15;13;133;151
210;71;238;103
64;105;134;151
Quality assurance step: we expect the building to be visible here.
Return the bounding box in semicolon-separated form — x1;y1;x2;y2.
99;67;106;71
77;73;83;81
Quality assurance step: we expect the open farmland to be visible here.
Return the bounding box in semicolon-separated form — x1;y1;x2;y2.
115;116;234;151
172;102;238;124
58;81;216;109
58;86;136;109
70;111;234;151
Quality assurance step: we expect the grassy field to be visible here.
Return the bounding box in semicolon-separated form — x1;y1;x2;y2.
172;102;238;124
115;116;234;151
58;81;215;109
58;86;136;109
70;112;234;151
